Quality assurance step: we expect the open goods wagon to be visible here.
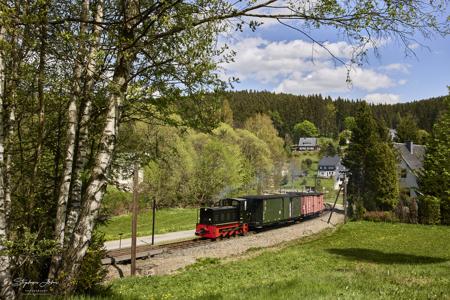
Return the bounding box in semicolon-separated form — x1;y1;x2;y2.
195;192;324;239
289;192;324;217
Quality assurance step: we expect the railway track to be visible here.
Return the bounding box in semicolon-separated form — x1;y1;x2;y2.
102;231;258;265
102;207;340;266
102;238;214;265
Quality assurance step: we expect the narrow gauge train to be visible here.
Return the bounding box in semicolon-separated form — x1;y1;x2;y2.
195;192;324;239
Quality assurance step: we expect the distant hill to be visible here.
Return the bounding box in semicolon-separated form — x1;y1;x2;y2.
224;90;447;138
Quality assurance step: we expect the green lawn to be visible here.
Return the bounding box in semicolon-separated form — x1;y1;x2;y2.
98;208;198;241
81;221;449;299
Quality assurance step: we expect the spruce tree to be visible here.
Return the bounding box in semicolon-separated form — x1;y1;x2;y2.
419;93;450;224
343;102;399;217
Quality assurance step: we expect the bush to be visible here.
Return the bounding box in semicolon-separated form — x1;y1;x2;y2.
418;196;441;225
440;196;450;225
349;198;366;220
75;231;108;294
304;158;313;169
363;211;399;223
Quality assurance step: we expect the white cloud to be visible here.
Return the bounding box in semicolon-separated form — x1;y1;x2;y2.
222;37;396;95
274;67;394;94
364;93;401;104
379;63;411;74
398;79;407;85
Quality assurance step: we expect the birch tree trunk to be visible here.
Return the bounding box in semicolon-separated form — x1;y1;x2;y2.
49;0;90;279
65;0;104;241
57;0;138;291
0;25;16;300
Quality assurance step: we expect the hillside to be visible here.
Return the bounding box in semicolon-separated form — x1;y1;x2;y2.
224;91;447;138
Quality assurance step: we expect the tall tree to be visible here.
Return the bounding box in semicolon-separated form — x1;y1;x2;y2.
344;103;399;216
244;113;285;188
419;93;450;225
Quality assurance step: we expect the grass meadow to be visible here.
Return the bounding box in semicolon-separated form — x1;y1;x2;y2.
73;221;450;299
97;208;197;241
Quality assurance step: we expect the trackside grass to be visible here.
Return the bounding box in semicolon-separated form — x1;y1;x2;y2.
74;221;450;299
98;208;197;241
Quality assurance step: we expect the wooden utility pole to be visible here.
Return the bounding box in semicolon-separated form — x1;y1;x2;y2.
343;173;348;223
151;197;156;245
327;185;342;224
131;162;139;276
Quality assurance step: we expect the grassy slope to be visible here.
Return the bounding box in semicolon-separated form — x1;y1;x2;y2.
86;222;449;299
98;208;197;241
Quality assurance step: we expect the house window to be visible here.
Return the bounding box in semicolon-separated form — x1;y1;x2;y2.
401;169;407;178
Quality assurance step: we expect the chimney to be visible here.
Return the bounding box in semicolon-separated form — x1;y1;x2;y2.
405;141;413;154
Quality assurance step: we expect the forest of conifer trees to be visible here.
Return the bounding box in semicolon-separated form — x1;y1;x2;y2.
224;90;447;139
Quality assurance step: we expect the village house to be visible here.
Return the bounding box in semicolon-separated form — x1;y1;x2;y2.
394;141;425;198
295;137;319;151
317;155;347;190
317;155;341;178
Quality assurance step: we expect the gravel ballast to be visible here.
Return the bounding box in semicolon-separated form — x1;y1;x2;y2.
106;211;344;280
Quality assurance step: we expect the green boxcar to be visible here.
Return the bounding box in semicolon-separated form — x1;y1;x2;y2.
241;194;303;228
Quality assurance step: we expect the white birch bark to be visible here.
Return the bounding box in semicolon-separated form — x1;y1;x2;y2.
58;0;138;290
4;107;14;226
65;0;104;240
0;25;16;300
61;70;125;290
49;0;90;278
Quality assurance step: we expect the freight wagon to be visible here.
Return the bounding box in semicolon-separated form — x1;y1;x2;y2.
195;192;324;239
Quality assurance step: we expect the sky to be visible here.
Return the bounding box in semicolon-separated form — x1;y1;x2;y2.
218;6;450;104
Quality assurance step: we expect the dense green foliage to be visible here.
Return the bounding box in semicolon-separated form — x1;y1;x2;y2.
68;222;450;299
343;116;356;130
344;103;399;215
97;208;197;241
224;91;447;140
396;114;419;143
74;232;108;294
131;118;283;208
418;196;441;225
419;94;450;224
293;120;319;139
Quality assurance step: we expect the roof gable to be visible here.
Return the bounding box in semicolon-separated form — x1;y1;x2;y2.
318;155;340;166
299;137;317;146
394;143;425;171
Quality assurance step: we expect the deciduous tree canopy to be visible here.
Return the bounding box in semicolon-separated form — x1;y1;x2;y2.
294;120;319;139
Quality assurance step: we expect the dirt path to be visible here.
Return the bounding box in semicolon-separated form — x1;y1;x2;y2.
106;211;344;280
